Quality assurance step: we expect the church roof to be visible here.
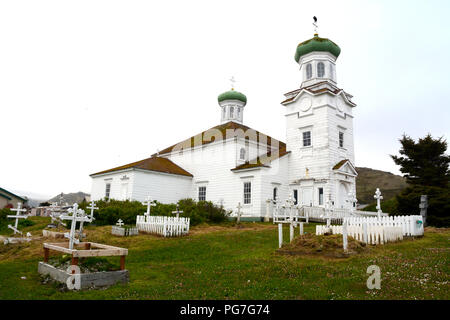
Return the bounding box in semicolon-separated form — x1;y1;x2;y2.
90;156;193;177
155;121;286;156
295;34;341;62
231;147;290;171
281;81;355;106
218;89;247;105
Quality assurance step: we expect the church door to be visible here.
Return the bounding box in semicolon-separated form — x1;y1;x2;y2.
338;182;349;209
301;187;313;206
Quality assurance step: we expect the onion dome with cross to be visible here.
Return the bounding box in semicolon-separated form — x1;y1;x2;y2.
218;77;247;124
295;17;341;88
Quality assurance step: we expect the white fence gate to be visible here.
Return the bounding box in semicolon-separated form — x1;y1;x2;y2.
136;215;190;237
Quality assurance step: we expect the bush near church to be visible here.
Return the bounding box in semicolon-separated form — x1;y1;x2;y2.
79;198;230;227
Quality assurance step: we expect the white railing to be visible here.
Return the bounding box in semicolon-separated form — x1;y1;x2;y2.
316;224;403;245
136;215;190;237
343;215;424;237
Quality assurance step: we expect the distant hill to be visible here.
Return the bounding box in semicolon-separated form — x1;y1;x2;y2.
48;192;90;206
356;167;407;204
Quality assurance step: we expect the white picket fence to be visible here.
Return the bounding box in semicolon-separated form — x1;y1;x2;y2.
343;215;424;236
111;226;139;237
136;215;190;237
316;224;403;245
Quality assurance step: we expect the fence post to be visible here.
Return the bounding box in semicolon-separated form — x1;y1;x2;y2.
363;223;368;244
299;222;304;235
290;223;294;242
343;221;348;252
278;223;283;248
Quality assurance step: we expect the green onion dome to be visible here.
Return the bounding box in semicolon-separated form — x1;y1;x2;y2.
295;34;341;62
218;89;247;105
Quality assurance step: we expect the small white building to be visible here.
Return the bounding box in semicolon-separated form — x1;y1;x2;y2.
90;30;357;220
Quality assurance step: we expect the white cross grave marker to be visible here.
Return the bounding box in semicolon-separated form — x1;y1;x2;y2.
374;188;383;219
142;196;156;216
116;219;124;227
171;204;183;218
324;199;333;227
347;192;358;215
78;200;98;241
7;202;28;235
50;202;66;228
236;202;243;224
60;203;91;249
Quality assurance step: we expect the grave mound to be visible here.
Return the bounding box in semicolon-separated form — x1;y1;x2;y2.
277;233;367;258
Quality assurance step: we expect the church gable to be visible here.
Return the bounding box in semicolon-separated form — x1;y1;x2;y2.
332;159;357;176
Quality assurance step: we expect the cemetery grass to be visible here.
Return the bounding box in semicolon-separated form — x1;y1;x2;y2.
0;217;448;300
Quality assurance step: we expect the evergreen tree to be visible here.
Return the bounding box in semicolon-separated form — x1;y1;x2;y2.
391;134;449;188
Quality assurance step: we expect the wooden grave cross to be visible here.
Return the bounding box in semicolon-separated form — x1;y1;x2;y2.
60;203;91;249
142;196;156;216
7;202;28;235
78;200;98;241
236;202;243;224
347;192;358;215
171;204;183;218
116;219;124;227
374;188;384;219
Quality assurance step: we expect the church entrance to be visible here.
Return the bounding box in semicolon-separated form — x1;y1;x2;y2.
301;187;313;206
337;182;350;209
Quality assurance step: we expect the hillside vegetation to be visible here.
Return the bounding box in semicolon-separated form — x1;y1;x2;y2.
356;167;407;204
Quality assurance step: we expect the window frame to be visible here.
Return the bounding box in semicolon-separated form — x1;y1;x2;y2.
105;183;111;199
302;130;312;147
243;182;252;205
239;148;246;160
306;63;312;79
198;186;206;201
317;62;325;78
318;187;324;205
339;131;344;148
273;187;277;201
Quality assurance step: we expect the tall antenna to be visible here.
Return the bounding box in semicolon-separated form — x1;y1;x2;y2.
313;16;318;35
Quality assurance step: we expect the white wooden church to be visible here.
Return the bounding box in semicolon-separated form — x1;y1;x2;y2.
90;27;358;220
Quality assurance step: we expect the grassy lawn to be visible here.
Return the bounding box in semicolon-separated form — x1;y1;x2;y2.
0;216;448;300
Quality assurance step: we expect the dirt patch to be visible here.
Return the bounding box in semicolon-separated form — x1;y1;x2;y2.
277;233;367;259
425;227;450;234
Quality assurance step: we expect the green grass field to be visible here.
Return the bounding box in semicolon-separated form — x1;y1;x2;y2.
0;217;448;300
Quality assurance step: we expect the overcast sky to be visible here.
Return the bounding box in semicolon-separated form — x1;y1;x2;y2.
1;0;449;199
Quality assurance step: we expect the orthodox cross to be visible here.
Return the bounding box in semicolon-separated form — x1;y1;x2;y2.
374;188;383;219
78;200;98;241
324;199;333;227
171;204;183;218
116;219;124;227
7;202;28;235
236;202;243;224
285;194;295;222
50;202;66;228
142;196;156;216
347;192;358;215
60;203;91;249
230;76;236;90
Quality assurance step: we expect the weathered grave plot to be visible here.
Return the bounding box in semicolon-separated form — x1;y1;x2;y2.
42;202;68;238
3;202;32;244
111;219;139;237
39;203;129;289
135;198;190;237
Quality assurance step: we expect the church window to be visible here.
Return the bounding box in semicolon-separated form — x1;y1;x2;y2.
303;131;311;147
237;107;240;118
306;63;312;79
239;148;246;160
318;188;324;205
244;182;252;204
198;186;206;201
273;187;277;201
293;189;298;205
105;183;111;200
317;62;325;78
339;131;344;148
223;107;226;119
230;106;234;118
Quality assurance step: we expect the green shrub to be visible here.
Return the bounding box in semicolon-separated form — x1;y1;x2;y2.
79;198;230;226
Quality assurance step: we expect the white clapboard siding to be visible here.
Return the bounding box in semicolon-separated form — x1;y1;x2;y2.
136;215;190;237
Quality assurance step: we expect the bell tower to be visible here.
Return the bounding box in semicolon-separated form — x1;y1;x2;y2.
218;78;247;124
282;17;357;209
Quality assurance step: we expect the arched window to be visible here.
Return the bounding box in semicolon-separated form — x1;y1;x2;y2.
239;148;246;160
237;107;240;118
306;63;312;79
230;106;234;118
273;187;277;201
317;62;325;78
